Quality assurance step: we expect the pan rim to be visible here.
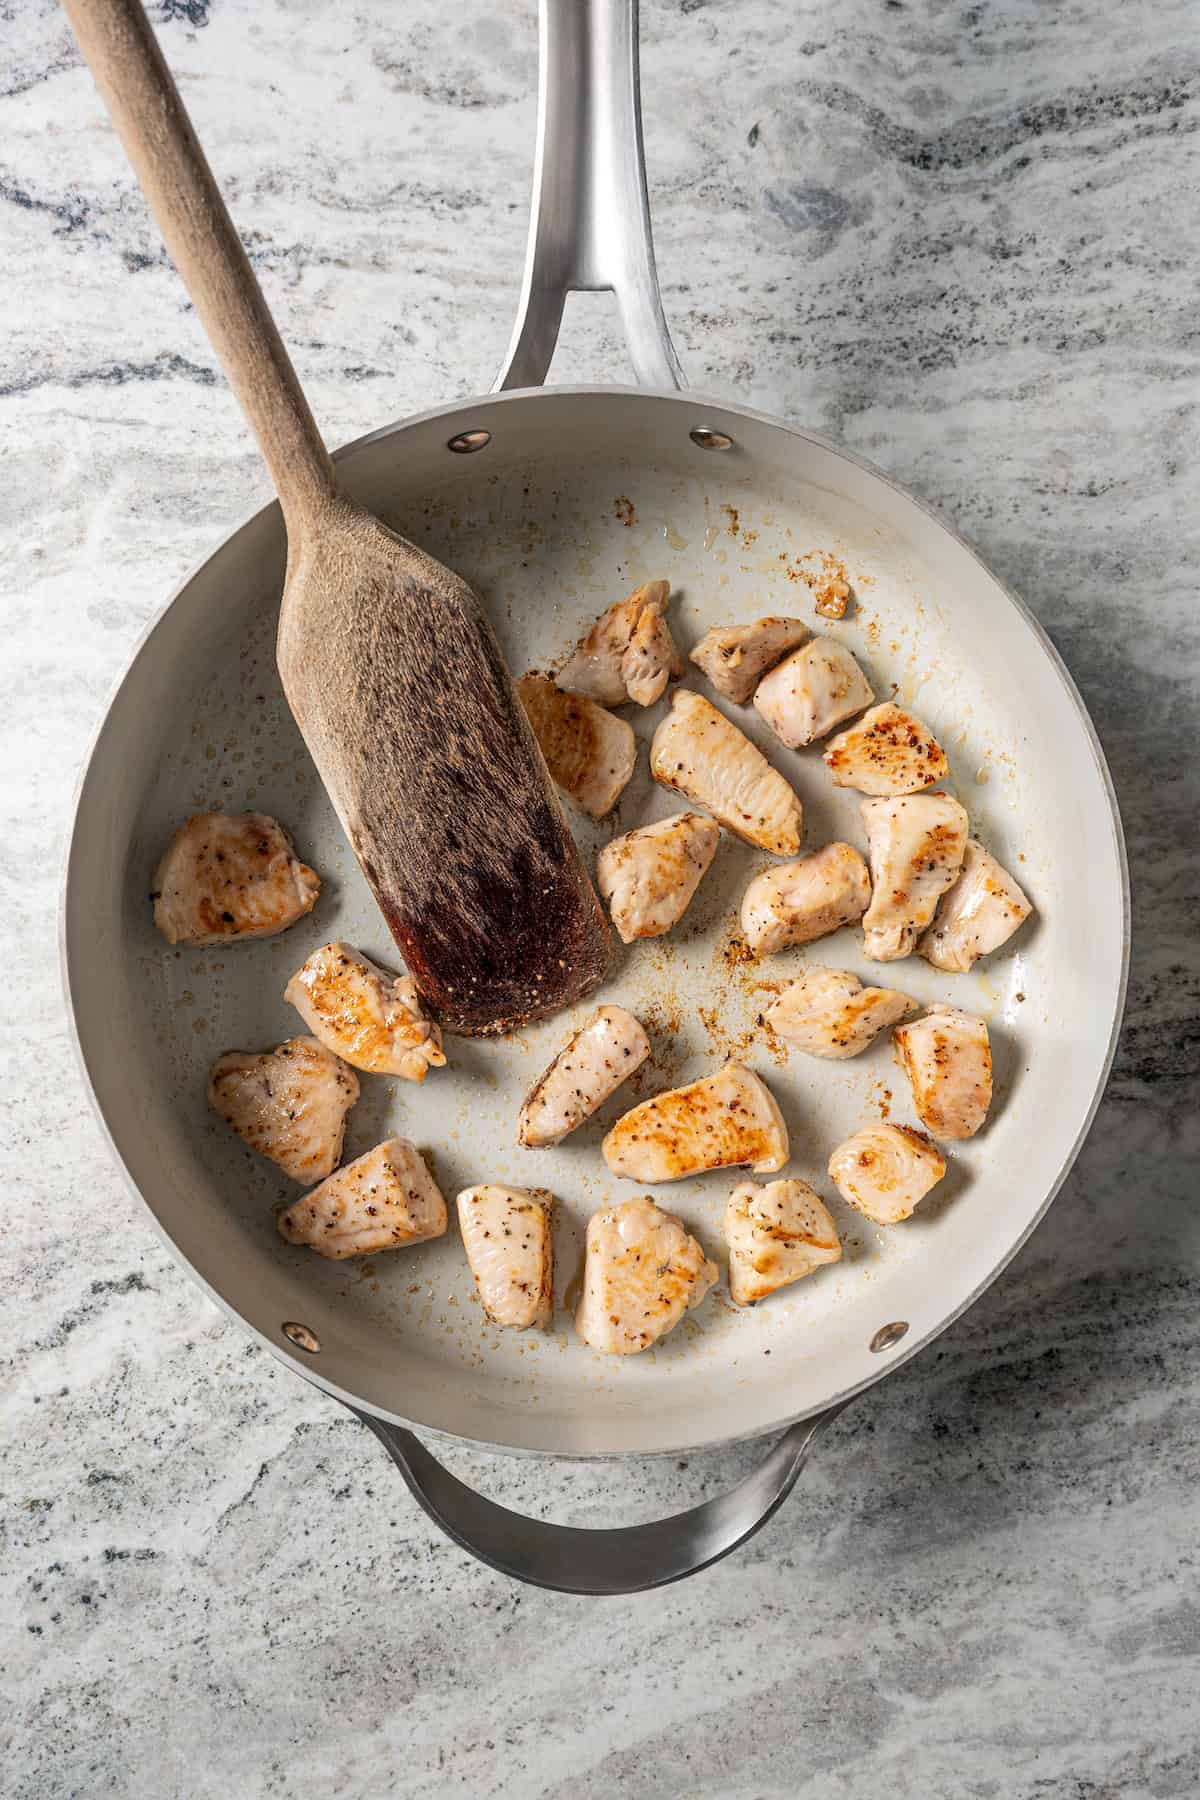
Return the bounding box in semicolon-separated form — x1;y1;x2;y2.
60;382;1131;1460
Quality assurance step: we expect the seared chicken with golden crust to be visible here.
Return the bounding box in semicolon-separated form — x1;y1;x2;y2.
753;637;874;748
860;793;968;961
919;839;1033;972
603;1061;788;1182
689;617;810;705
724;1178;842;1306
766;967;915;1059
740;842;871;955
278;1137;446;1258
828;1124;946;1223
285;942;445;1082
556;580;682;707
650;689;802;855
518;674;636;819
894;1006;993;1140
596;811;720;943
208;1037;359;1184
823;702;948;797
152;811;319;947
575;1195;717;1354
457;1185;554;1329
518;1005;650;1147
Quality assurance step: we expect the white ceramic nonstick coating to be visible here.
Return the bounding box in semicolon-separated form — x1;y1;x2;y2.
64;386;1128;1457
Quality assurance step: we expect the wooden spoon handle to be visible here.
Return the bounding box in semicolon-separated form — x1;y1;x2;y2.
61;0;336;532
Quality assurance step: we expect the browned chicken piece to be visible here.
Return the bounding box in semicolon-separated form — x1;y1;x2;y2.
894;1006;993;1140
919;839;1034;972
556;580;681;706
688;617;810;704
152;811;320;946
596;811;720;943
208;1037;359;1184
860;793;969;961
827;1124;946;1223
285;941;445;1081
814;576;851;621
823;702;948;797
518;1005;650;1147
575;1195;717;1354
457;1185;554;1329
650;689;802;855
724;1178;842;1305
517;674;637;819
602;1060;788;1182
753;637;874;748
766;966;915;1059
277;1137;446;1258
740;842;871;955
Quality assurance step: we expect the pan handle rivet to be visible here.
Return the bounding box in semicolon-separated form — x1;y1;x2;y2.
447;429;492;454
689;426;734;451
870;1321;909;1353
282;1321;321;1354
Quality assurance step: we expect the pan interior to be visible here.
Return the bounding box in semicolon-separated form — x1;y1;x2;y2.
67;391;1126;1455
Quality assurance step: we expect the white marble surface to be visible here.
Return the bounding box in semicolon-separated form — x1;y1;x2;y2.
4;0;1198;1794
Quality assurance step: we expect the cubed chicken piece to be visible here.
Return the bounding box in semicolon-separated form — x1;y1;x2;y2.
575;1195;717;1354
860;793;969;961
725;1178;842;1305
823;703;948;797
740;842;871;955
518;674;637;819
828;1124;946;1223
152;811;320;946
688;616;810;704
753;637;874;748
278;1137;446;1259
602;1061;788;1183
596;811;720;943
208;1037;359;1184
556;580;682;706
457;1185;554;1329
894;1006;993;1140
518;1005;650;1147
766;967;915;1059
650;689;802;855
919;839;1034;972
285;941;445;1081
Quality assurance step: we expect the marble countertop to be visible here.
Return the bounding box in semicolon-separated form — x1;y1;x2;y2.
4;0;1197;1794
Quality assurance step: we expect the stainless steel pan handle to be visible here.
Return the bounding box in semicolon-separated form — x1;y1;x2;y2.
355;1404;848;1594
494;0;684;392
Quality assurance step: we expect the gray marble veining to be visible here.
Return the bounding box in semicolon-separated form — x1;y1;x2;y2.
2;0;1198;1795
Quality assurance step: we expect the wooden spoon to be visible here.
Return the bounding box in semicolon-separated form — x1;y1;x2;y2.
61;0;610;1035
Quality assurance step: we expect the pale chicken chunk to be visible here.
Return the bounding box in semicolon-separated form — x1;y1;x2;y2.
278;1137;446;1259
518;1005;650;1147
650;689;802;855
740;842;871;955
518;674;636;818
823;702;948;796
596;811;720;943
152;811;319;946
689;616;810;705
919;838;1034;972
753;637;874;748
575;1195;717;1354
603;1061;788;1183
457;1185;554;1329
766;967;915;1059
894;1006;993;1140
208;1037;359;1184
860;793;969;961
556;580;681;706
285;942;445;1082
725;1178;842;1305
828;1124;946;1223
